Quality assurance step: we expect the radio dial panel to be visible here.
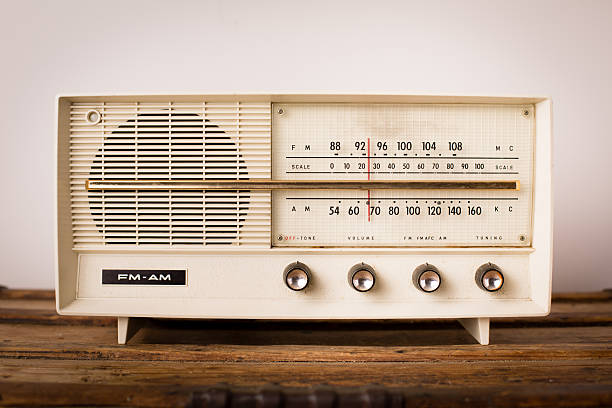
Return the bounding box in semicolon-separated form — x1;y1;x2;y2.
272;103;533;247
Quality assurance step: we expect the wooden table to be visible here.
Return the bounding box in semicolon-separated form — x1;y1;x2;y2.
0;288;610;407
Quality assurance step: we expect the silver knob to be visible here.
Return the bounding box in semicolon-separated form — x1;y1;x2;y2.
475;263;504;292
412;264;441;292
283;262;311;291
348;263;376;292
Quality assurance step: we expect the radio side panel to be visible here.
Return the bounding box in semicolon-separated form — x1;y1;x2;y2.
530;99;553;312
56;96;79;311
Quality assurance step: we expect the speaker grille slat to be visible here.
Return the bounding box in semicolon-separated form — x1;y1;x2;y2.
69;101;271;248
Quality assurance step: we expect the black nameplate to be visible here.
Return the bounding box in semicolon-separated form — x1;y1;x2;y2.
102;269;186;285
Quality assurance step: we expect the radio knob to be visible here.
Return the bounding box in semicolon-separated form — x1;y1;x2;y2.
348;263;376;292
476;263;504;292
283;262;311;291
412;263;441;292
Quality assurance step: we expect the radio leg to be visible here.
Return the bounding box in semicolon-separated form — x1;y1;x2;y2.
458;317;490;345
117;317;144;345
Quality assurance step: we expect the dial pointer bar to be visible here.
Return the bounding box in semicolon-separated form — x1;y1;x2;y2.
86;180;519;191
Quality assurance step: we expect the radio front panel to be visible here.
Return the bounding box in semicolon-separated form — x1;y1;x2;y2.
56;94;552;345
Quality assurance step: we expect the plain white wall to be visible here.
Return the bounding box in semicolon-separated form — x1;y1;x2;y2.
0;0;610;292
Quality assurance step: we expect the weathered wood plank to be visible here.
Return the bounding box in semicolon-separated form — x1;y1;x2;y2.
0;307;115;326
0;289;609;407
1;289;609;302
0;382;193;408
1;359;610;387
1;301;611;326
552;290;612;302
1;382;611;408
1;324;610;363
1;382;610;408
0;288;54;300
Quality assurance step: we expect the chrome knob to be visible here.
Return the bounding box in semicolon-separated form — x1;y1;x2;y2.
283;262;311;291
348;263;376;292
476;263;504;292
412;263;441;292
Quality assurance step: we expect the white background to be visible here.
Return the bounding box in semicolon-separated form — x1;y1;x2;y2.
0;0;610;292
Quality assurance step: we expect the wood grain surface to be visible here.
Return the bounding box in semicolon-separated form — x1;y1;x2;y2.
0;288;610;407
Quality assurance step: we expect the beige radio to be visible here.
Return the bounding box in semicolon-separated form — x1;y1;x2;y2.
55;94;552;344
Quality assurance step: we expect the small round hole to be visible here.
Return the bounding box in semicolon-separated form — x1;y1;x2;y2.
86;109;101;125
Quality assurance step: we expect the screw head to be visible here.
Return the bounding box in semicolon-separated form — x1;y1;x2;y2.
277;108;284;115
86;109;101;125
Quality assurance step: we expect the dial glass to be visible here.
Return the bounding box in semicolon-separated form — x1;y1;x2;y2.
272;103;533;247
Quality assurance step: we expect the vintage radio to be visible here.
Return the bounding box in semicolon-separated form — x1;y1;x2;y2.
55;94;552;344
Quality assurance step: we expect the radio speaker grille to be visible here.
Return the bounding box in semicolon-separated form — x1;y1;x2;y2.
69;102;271;248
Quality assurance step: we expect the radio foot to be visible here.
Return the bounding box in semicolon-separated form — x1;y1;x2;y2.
117;317;144;345
458;317;490;345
